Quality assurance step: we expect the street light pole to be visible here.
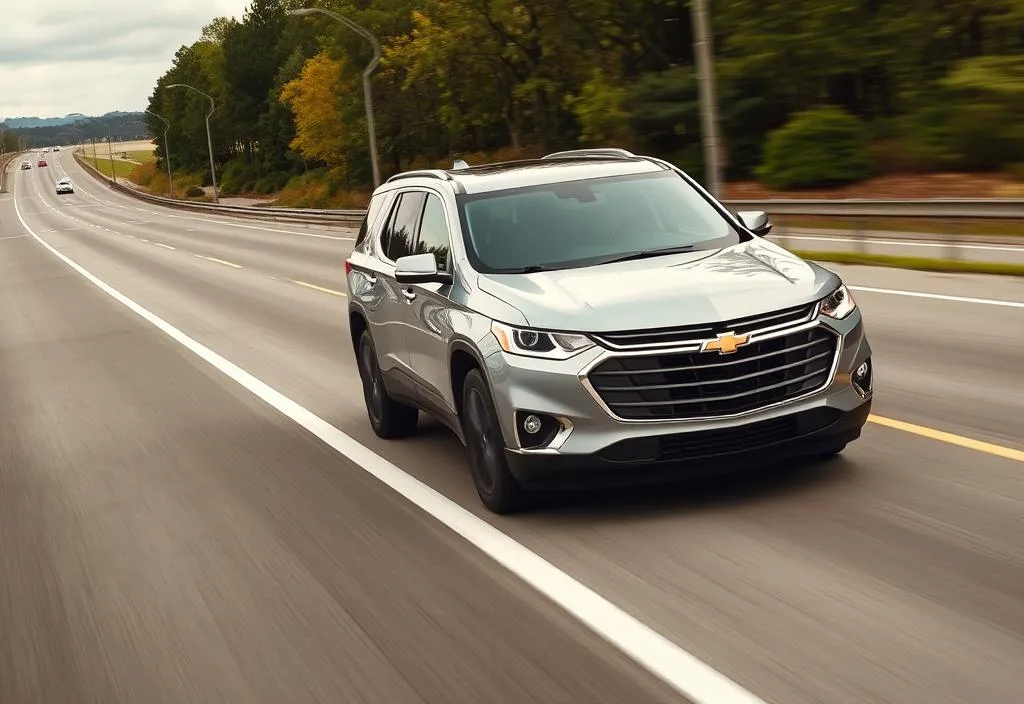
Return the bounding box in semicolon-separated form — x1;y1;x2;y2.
288;6;382;188
146;108;174;198
166;83;219;203
107;135;118;184
690;0;723;198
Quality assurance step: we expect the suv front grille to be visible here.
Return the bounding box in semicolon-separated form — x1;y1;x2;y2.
591;303;817;350
587;326;838;420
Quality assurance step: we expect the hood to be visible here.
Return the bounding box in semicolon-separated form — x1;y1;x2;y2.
476;238;839;332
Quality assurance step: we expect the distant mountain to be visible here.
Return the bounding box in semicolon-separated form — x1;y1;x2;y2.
0;113;89;129
0;111;149;147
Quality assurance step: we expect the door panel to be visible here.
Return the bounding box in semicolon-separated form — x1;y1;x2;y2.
403;192;458;411
369;191;425;375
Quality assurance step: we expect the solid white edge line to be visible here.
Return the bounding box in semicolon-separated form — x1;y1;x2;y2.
12;165;765;704
849;285;1024;309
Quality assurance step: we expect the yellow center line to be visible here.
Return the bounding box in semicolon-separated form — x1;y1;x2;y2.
868;414;1024;463
289;279;347;297
194;254;243;269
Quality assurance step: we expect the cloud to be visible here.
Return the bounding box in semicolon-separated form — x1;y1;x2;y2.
0;0;252;118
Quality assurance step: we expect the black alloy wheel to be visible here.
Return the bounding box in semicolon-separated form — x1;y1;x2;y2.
461;369;528;514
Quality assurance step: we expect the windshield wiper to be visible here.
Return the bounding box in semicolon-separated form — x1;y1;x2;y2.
595;244;696;266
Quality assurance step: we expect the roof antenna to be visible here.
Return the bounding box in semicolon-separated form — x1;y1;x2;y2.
452;159;469;170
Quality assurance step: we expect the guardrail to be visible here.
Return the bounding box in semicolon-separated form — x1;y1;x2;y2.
0;151;20;193
72;149;1024;224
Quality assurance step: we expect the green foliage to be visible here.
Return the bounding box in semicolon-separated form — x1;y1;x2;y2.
185;185;206;198
139;0;1024;204
756;108;874;189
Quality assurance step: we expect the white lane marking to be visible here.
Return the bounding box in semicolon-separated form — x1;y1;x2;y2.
849;285;1024;309
194;254;243;269
14;166;766;704
152;242;176;250
0;234;30;241
289;279;347;297
777;234;1023;253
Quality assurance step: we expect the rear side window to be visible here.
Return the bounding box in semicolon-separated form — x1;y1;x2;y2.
382;191;425;262
355;193;387;249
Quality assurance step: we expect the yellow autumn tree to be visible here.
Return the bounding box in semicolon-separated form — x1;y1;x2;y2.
279;52;348;171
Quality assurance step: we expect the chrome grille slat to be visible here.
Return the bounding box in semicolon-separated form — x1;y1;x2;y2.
587;326;838;420
610;368;826;407
604;349;833;392
593;302;817;350
590;337;827;375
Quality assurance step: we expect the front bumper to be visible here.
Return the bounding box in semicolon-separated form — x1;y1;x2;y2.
505;401;869;489
483;309;872;490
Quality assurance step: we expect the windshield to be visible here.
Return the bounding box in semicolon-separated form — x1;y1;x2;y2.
456;170;745;273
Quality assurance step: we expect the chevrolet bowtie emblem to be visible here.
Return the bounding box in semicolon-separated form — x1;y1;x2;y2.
700;331;750;355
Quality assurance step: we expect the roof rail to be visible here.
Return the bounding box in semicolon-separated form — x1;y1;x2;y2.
385;169;453;184
541;148;637;160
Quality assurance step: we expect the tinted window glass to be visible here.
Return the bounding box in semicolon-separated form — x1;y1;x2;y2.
416;194;451;270
355;192;387;249
456;171;744;273
383;192;424;262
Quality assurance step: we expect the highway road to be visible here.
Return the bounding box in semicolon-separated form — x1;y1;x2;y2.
1;150;1023;704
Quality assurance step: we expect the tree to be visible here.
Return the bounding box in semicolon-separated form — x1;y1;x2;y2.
280;52;349;171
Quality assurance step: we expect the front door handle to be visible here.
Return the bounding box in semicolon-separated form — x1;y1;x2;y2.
401;289;417;302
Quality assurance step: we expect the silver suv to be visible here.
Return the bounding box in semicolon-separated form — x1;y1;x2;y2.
345;148;873;513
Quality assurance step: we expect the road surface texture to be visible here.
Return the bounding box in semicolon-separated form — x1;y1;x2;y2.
1;151;1023;704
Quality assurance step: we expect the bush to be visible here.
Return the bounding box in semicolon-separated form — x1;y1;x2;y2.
900;101;1024;172
185;185;205;198
755;107;874;189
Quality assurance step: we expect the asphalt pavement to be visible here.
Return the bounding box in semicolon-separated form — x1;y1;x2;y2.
1;151;1023;704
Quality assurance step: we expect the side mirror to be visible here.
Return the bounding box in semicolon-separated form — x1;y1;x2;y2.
394;253;451;285
738;210;773;236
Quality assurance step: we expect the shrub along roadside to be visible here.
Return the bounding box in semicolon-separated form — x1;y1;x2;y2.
756;108;875;190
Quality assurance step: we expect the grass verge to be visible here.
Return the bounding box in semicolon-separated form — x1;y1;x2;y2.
83;155;138;180
792;250;1024;277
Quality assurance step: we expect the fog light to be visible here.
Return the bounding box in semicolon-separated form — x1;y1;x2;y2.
515;411;563;450
852;358;873;397
522;414;543;435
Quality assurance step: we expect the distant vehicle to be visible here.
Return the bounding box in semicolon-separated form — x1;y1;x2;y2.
56;178;74;195
21;160;31;170
53;146;61;151
38;159;47;167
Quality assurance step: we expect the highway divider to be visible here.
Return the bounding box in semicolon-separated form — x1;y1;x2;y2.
0;151;22;193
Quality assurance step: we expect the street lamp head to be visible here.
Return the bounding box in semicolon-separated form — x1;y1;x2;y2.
287;8;317;17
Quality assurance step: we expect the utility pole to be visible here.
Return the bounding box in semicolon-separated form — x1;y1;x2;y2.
107;135;117;184
690;0;723;198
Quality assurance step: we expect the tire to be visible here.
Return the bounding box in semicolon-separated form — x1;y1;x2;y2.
461;369;529;514
356;330;418;439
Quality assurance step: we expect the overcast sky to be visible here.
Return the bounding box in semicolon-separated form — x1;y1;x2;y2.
0;0;252;120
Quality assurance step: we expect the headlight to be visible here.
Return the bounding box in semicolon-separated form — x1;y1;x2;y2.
820;284;857;319
490;321;594;359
